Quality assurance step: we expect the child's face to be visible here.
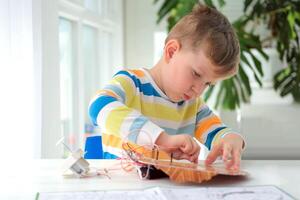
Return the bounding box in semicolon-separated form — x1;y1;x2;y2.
162;45;222;102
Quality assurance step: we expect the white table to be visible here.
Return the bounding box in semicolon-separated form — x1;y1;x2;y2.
1;159;299;199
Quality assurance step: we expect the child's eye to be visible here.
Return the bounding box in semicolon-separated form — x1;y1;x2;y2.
206;82;215;87
193;71;201;78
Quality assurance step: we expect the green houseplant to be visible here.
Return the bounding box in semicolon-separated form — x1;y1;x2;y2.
154;0;300;108
242;0;300;102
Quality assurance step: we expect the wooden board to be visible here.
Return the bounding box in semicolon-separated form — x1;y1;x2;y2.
122;142;248;183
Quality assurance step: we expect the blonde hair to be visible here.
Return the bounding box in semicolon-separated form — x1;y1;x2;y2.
165;4;240;76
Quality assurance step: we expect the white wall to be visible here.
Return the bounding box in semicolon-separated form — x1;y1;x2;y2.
240;104;300;159
124;0;300;159
124;0;166;68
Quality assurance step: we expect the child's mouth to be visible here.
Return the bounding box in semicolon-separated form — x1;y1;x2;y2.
183;94;191;100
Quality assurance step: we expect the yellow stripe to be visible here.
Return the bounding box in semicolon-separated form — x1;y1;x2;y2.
194;115;222;140
128;95;198;122
105;105;132;137
102;133;123;149
112;76;135;104
197;98;205;108
211;128;230;146
112;72;201;122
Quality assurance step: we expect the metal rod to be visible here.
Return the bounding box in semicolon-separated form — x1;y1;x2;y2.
56;137;72;153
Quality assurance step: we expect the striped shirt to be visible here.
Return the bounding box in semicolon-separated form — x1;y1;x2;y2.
89;68;236;159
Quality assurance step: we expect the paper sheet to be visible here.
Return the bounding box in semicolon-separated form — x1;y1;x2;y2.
37;185;295;200
37;189;166;200
159;186;295;200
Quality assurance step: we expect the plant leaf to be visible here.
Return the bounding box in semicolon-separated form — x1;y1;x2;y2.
203;0;215;8
157;0;179;23
217;0;226;8
248;51;264;77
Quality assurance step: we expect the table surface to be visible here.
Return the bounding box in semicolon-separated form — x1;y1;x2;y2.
1;159;300;199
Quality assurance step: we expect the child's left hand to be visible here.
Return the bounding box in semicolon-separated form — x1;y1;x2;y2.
205;133;244;170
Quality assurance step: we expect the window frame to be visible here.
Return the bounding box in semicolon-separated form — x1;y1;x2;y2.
35;0;123;158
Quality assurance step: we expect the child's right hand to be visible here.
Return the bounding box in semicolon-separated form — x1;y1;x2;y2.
155;132;200;163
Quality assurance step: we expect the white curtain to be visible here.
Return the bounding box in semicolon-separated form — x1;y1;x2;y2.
0;0;40;162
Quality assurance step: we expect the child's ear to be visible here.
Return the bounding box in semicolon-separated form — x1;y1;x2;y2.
164;39;180;63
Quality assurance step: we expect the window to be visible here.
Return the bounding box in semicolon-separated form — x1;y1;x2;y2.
83;25;98;124
40;0;123;158
59;18;76;154
153;31;167;64
84;0;99;13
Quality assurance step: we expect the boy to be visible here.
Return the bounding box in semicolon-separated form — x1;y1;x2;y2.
89;4;245;171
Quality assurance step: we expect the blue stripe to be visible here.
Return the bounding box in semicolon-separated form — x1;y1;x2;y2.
205;126;226;150
103;151;119;159
103;85;126;102
162;124;196;136
115;70;161;97
128;116;148;143
89;96;117;125
196;106;212;123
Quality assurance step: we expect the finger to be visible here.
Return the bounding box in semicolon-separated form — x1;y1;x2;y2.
189;138;200;157
222;144;232;162
222;147;233;169
170;149;195;162
179;136;193;154
178;152;192;161
158;144;177;153
172;149;193;162
190;140;200;163
177;148;196;162
188;144;200;163
225;149;241;170
231;149;242;170
171;150;183;160
223;147;234;169
194;145;201;162
205;143;222;165
189;150;200;163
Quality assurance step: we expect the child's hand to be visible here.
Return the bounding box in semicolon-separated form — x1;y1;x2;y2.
155;132;200;163
205;133;244;170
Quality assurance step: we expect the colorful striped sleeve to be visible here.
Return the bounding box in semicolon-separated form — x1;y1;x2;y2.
88;70;164;145
194;101;242;150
